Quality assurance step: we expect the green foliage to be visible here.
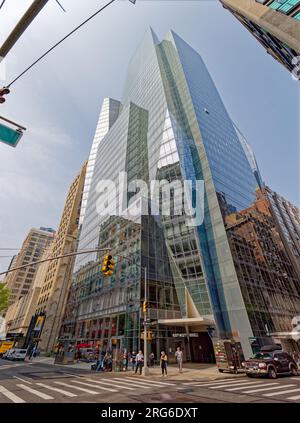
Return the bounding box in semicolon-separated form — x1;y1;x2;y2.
0;284;10;314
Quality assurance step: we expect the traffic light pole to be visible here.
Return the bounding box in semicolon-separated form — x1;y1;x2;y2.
0;0;50;59
143;266;149;376
0;247;111;276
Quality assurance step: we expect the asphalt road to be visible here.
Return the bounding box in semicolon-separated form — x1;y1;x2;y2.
0;359;300;403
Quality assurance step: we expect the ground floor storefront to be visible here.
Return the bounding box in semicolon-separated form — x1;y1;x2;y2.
61;315;216;364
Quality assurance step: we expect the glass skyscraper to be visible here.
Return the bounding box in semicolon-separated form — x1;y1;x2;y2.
61;29;263;360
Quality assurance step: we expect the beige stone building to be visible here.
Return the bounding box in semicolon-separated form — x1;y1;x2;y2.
5;245;53;340
220;0;300;74
4;228;55;306
34;162;87;352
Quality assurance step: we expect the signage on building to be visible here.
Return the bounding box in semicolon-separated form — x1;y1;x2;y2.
34;315;45;332
172;333;199;338
6;332;23;339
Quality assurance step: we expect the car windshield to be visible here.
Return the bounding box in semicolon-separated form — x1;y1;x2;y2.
252;353;272;360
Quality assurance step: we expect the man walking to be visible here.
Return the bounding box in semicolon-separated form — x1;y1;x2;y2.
160;351;168;376
175;347;183;373
135;350;144;375
149;352;155;367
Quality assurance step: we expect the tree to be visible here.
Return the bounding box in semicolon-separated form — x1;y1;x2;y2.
0;283;10;315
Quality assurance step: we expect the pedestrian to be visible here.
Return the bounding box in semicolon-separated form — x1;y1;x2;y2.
122;351;128;371
135;350;144;375
130;351;137;371
105;352;113;372
29;345;37;360
160;351;168;376
149;352;155;367
175;347;183;373
96;351;105;372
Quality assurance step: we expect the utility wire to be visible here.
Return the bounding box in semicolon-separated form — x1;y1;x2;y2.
0;0;6;11
55;0;66;12
6;0;118;88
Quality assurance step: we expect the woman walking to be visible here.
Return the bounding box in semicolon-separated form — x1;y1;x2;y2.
160;351;168;377
175;347;183;373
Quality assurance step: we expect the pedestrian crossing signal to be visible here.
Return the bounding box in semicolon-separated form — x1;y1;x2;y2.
141;331;152;341
102;255;115;276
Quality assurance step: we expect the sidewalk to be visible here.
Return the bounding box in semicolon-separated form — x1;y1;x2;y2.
33;357;244;381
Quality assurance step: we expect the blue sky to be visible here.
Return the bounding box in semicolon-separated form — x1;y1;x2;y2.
0;0;299;273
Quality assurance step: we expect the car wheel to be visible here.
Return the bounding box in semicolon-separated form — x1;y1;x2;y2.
290;365;298;376
268;367;277;379
218;369;224;373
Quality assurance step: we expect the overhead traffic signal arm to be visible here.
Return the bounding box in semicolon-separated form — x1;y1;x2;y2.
0;87;10;104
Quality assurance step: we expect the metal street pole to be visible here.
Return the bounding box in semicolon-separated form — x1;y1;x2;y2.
0;0;50;59
0;247;111;276
143;266;149;376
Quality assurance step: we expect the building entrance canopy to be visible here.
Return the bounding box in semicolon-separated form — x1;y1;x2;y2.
158;317;215;329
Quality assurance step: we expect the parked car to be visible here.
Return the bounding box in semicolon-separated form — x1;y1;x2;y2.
2;349;13;359
243;346;298;379
5;348;27;361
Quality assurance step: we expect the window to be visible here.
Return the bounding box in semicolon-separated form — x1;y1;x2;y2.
269;0;300;14
293;10;300;18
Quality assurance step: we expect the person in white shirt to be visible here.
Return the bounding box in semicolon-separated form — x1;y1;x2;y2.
175;347;183;373
135;350;144;375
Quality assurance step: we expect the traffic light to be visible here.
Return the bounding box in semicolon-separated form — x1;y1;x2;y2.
143;300;148;314
0;87;10;104
102;255;115;276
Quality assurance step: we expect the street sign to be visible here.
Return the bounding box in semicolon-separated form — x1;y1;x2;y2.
0;117;25;148
0;122;23;147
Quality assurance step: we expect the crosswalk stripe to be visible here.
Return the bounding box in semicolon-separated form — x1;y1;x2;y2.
264;388;300;397
54;381;99;395
286;394;300;401
113;378;151;389
210;380;264;389
0;385;26;403
16;384;54;400
71;380;118;392
224;382;273;391
121;377;172;388
186;379;254;387
124;376;175;386
36;383;77;398
243;384;294;394
63;373;82;379
14;376;32;384
83;378;135;391
183;378;238;386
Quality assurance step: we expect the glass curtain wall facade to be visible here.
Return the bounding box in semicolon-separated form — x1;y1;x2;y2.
79;98;121;226
61;29;263;360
